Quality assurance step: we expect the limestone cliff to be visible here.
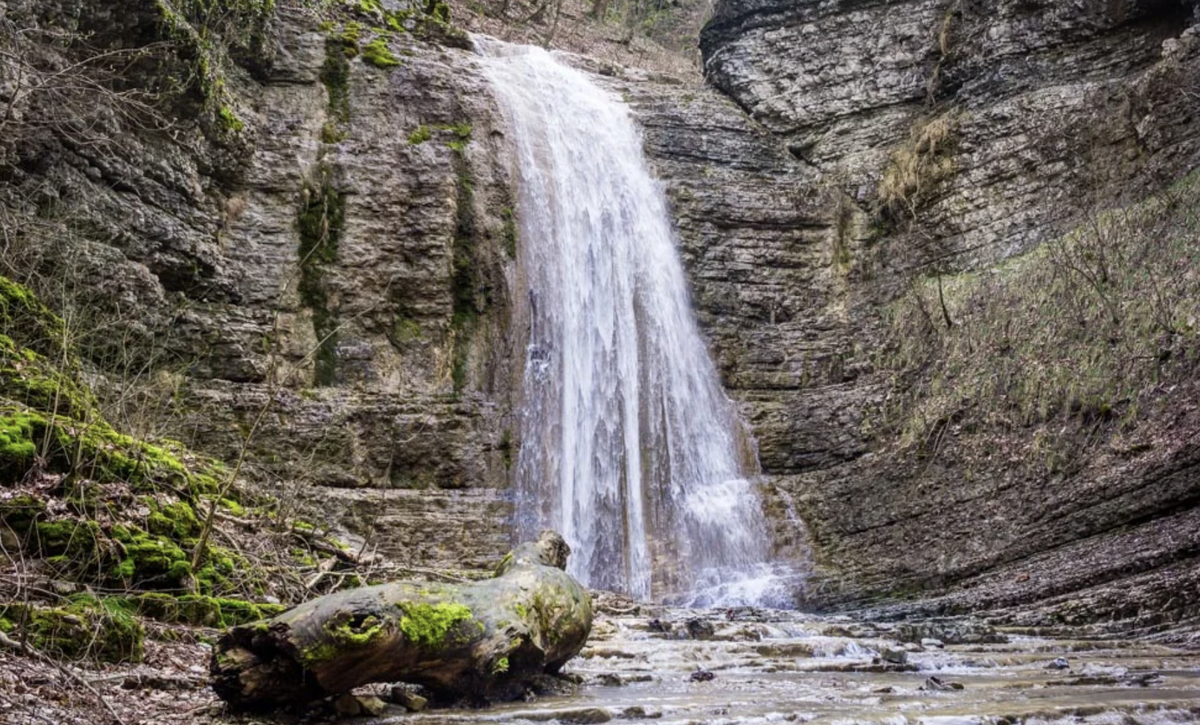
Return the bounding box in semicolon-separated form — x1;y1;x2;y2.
693;0;1200;634
3;0;1200;636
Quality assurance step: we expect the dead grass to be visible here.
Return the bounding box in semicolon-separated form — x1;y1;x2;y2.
877;113;961;221
882;169;1200;452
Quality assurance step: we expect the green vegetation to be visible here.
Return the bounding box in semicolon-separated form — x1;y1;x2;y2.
883;172;1200;454
408;125;433;145
297;165;346;386
362;37;401;68
126;592;284;627
501;207;518;259
152;0;275;139
0;276;308;666
2;596;143;663
320;32;352;144
398;602;474;647
407;123;471;150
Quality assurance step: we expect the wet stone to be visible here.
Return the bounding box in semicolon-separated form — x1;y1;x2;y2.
1046;657;1071;670
685;618;716;639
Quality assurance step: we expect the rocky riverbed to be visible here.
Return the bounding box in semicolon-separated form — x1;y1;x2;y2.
2;601;1199;724
384;605;1200;725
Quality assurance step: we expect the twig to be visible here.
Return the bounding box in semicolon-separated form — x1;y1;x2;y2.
0;631;127;725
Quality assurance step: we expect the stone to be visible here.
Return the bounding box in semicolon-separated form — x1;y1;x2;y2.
357;696;388;717
685;618;716;640
689;669;716;682
921;638;945;650
921;676;964;691
1046;657;1071;671
390;687;428;712
333;693;362;717
880;648;908;665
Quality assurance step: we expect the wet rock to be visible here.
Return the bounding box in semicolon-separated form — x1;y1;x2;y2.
618;706;663;719
921;676;964;691
647;618;671;633
524;708;612;724
593;673;654;687
895;621;1007;646
921;638;945;649
1046;657;1071;670
754;643;815;658
333;693;363;717
525;674;581;697
685;618;716;640
689;669;716;682
390;686;428;712
357;697;388;717
879;648;908;665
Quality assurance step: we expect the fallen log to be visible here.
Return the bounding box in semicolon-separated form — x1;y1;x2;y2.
210;531;592;709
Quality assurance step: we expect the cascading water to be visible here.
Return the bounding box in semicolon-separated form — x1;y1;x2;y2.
476;39;792;606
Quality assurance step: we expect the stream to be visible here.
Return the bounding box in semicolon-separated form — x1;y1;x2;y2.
382;606;1200;725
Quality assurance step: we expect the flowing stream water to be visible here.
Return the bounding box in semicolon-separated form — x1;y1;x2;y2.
379;605;1200;725
475;39;787;606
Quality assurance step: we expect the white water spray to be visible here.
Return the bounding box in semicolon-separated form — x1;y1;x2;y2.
476;39;792;606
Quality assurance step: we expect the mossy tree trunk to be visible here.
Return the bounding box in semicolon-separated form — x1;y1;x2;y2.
210;531;592;709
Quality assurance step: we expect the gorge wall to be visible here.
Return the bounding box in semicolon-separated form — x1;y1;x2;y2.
2;0;1199;634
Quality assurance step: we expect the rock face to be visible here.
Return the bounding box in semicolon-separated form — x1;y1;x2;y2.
688;0;1200;630
4;0;1200;635
0;1;521;566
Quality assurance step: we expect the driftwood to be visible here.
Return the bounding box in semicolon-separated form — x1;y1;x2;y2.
210;531;592;709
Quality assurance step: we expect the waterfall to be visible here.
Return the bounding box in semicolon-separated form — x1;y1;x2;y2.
476;39;791;606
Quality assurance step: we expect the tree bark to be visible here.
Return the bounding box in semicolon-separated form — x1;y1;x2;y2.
210;531;592;710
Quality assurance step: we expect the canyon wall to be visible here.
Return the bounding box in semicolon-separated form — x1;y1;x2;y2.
3;0;1200;633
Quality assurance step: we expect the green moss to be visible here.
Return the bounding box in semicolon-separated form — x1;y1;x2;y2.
337;22;363;56
493;655;509;674
297;165;345;386
130;594;284;627
218;106;245;133
391;315;421;346
445;123;471;153
362;37;401;68
408;125;432;145
0;412;38;480
398;602;474;648
110;523;192;588
152;0;275;142
320;31;352;145
0;493;45;533
147;500;201;539
35;519;103;562
425;0;451;23
3;597;143;663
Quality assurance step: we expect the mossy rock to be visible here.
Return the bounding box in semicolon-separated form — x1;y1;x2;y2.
110;523;195;587
147;500;201;539
1;596;143;663
126;592;284;628
0;493;46;534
